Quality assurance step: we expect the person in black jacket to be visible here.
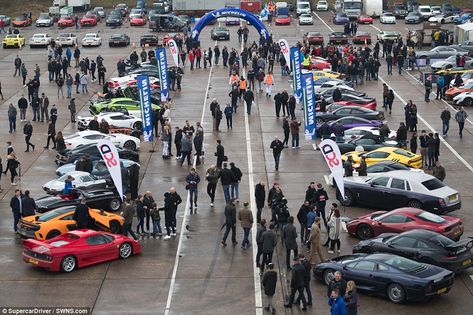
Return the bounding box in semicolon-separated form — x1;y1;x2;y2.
18;95;28;122
332;88;342;102
270;136;284;171
243;89;254;115
230;162;242;201
255;181;266;223
294;254;313;306
396;122;408;148
73;199;90;229
44;122;56;149
10;189;23;232
88;116;99;131
284;257;308;310
174;126;183;160
273;92;282;117
22;190;36;217
288;95;296;119
281;90;289;116
215;140;225;169
222;199;237;246
23;121;34;152
282;117;290;148
168;187;182;236
220;163;233;203
315;183;329;229
297;200;311;243
262;263;278;313
305;182;317;205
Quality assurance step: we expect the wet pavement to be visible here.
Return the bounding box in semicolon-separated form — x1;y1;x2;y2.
0;10;472;315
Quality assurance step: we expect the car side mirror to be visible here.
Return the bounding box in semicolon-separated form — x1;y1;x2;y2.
342;265;347;270
370;182;375;187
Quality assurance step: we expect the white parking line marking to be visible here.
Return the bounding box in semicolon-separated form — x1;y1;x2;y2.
324;175;331;186
311;11;473;175
369;24;382;32
240;40;264;315
378;75;473;174
402;69;473;127
164;49;214;315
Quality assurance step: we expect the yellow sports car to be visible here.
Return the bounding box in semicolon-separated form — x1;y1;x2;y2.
311;70;343;80
2;34;25;48
342;147;422;169
18;206;124;240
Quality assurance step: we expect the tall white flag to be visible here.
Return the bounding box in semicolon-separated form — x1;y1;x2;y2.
319;139;345;200
97;140;123;200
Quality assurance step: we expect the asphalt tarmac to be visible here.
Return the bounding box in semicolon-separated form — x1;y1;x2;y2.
0;10;472;315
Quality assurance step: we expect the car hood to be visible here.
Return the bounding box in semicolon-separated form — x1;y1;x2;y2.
35;195;77;208
43;180;69;192
37;18;51;22
431;61;450;67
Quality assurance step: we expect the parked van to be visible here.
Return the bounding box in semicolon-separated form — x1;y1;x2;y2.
297;1;311;16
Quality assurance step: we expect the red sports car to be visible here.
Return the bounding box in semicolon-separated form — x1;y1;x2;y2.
304;31;324;45
80;14;98;26
22;229;141;273
329;31;348;44
130;13;147;26
347;207;464;240
275;14;292;25
12;16;32;27
358;14;373;24
352;31;372;44
333;97;377;110
58;16;75;27
308;57;331;70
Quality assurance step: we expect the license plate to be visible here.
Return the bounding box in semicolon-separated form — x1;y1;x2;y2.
29;258;39;265
463;259;471;266
437;287;447;294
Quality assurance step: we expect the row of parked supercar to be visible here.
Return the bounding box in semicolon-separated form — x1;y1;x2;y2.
23;32;133;48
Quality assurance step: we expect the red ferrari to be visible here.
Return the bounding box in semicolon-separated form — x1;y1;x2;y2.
12;16;32;27
22;229;141;273
352;31;372;44
333;98;377;110
58;16;74;27
308;57;331;70
357;14;373;24
347;208;464;240
130;14;147;26
80;14;98;26
275;14;292;25
304;32;324;45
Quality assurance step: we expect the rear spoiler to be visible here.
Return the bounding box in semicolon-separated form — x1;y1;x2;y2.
23;238;51;250
446;237;473;251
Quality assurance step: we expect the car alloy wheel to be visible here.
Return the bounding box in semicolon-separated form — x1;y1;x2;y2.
61;255;76;273
133;121;143;130
119;242;132;259
323;269;335;285
464;98;473;107
356;224;374;240
123;140;136;151
387;283;406;303
341;190;353;206
110;198;121;211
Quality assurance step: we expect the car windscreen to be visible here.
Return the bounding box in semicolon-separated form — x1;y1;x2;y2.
422;178;445;190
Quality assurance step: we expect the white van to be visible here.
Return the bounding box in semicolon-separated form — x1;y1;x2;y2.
297;1;311;16
418;5;433;19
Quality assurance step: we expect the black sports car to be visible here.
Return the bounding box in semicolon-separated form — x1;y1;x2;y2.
353;230;473;273
35;189;123;213
211;26;230;40
56;144;139;165
109;34;130;47
329;32;348;44
313;253;454;303
337;135;399;154
140;34;159;46
316;107;384;124
106;13;123;26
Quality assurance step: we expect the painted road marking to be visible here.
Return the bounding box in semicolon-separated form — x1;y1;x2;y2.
312;11;473;175
164;46;214;315
369;24;382;32
240;39;264;315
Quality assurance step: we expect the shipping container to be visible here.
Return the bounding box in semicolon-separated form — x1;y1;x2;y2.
240;1;261;13
173;0;240;14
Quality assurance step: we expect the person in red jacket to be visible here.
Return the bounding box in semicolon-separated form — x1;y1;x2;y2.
188;49;195;70
195;47;202;69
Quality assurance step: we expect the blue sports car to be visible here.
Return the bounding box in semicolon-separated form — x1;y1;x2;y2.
333;13;350;25
313;253;454;303
454;12;473;24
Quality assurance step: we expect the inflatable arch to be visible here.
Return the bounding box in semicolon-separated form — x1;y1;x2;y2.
191;8;269;42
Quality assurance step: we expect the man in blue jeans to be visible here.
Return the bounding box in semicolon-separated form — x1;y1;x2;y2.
10;189;23;233
440;107;451;136
220;163;233;203
295;254;313;306
185;168;200;214
238;202;253;249
230;162;242;201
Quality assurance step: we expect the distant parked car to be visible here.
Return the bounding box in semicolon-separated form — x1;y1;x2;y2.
109;34;130;47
